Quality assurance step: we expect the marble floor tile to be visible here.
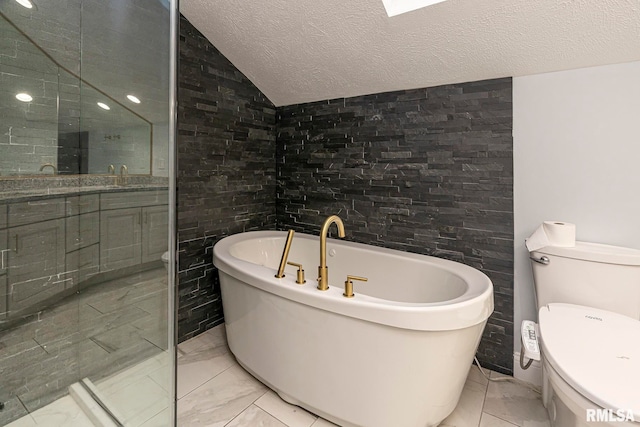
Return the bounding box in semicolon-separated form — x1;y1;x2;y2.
226;405;287;427
149;366;173;394
479;413;519;427
96;351;171;397
84;272;166;315
83;323;163;384
467;364;490;387
177;364;268;426
439;376;488;427
483;372;550;427
134;292;168;317
309;418;339;427
0;266;169;426
255;390;318;427
177;333;235;398
0;327;42;362
3;413;37;427
0;345;48;417
29;395;94;427
104;375;170;426
139;408;172;427
130;308;169;350
177;323;227;355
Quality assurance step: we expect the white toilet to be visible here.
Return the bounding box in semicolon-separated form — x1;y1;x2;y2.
530;241;640;427
161;251;170;271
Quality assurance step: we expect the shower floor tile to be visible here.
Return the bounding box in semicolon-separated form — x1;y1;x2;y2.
177;324;551;427
4;395;92;427
0;267;169;426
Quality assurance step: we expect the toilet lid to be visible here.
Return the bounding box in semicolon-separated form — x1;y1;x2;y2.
539;303;640;420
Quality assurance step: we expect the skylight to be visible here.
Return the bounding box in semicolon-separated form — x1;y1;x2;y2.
382;0;447;17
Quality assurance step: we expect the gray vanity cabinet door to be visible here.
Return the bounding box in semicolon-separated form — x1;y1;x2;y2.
66;212;100;252
100;208;142;272
8;198;67;227
66;194;99;216
0;229;7;276
0;229;6;319
0;275;6;320
141;205;168;264
66;244;99;287
0;204;7;230
7;219;66;313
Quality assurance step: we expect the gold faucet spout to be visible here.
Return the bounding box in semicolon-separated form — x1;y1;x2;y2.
39;163;57;175
317;215;345;291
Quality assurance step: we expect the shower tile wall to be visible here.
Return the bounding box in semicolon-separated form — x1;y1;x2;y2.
176;16;277;342
276;80;514;373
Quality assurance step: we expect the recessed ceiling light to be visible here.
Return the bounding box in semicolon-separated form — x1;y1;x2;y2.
97;102;110;110
382;0;447;17
15;93;33;102
15;0;33;9
126;94;141;104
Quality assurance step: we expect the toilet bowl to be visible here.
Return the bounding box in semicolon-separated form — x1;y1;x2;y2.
161;251;169;271
538;303;639;426
529;240;640;427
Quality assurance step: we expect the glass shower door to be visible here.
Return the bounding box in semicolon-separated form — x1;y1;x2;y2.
0;0;176;425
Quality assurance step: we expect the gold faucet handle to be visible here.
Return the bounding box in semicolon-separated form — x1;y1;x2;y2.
344;275;368;298
287;261;306;285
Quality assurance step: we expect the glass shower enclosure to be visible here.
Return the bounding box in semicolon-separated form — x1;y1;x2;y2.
0;0;176;425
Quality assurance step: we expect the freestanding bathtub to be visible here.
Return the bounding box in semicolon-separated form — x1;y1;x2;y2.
213;230;494;427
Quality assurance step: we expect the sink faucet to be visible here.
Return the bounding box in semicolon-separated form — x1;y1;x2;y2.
119;164;128;185
39;163;57;174
317;215;345;291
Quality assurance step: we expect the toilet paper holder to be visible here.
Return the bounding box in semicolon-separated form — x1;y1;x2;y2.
530;255;550;265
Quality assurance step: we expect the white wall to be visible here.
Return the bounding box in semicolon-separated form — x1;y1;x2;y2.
513;60;640;380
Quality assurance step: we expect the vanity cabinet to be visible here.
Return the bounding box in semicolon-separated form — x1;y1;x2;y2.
8;219;66;313
0;203;7;230
1;189;167;319
0;222;7;319
5;198;68;314
0;229;7;277
99;190;168;272
0;275;6;321
100;208;143;271
66;211;100;252
65;195;100;287
8;198;67;227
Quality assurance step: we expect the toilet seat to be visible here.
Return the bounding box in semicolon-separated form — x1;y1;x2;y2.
539;303;640;421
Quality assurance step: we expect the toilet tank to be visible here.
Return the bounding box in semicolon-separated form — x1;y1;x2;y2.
530;241;640;319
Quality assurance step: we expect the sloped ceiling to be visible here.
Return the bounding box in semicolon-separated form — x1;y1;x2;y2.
180;0;640;106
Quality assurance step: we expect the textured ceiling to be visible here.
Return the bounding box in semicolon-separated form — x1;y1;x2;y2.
180;0;640;107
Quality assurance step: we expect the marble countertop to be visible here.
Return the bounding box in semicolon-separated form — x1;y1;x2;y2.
0;184;169;203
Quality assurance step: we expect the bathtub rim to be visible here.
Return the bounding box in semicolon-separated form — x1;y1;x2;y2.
213;230;494;331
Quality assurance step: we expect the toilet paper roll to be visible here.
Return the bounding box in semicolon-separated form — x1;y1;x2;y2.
525;221;576;252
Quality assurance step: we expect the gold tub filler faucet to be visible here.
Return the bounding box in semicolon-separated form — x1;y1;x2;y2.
274;216;367;293
275;230;306;284
317;215;345;291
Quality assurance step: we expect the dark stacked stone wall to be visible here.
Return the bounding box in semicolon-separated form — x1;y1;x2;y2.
275;79;514;373
176;16;276;342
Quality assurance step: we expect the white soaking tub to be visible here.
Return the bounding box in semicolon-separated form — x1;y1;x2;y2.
213;230;494;427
